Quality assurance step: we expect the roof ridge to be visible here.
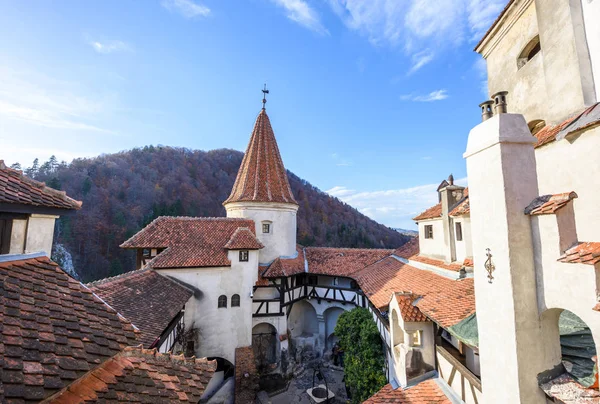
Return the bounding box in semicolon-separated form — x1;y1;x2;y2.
86;268;150;287
121;345;216;366
155;216;254;221
306;246;395;252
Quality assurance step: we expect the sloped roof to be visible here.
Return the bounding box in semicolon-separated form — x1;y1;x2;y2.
393;238;463;272
525;192;577;215
120;216;258;268
534;103;600;149
224;109;297;205
559;242;600;265
304;247;394;278
88;270;194;348
449;188;470;216
0;255;138;402
354;256;475;328
364;379;451;403
224;227;264;250
0;160;81;211
393;237;420;260
48;346;216;403
395;293;428;322
413;202;442;221
261;245;306;278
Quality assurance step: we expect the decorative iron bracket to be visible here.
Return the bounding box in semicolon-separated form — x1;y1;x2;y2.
485;248;495;283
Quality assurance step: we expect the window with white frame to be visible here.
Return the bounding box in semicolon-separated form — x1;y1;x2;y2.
411;330;422;347
262;222;271;234
239;250;249;262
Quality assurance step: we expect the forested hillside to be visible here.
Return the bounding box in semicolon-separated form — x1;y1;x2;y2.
13;147;410;282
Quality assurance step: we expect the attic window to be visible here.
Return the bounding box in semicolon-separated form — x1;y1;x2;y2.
424;225;434;239
528;119;546;136
239;250;249;262
262;222;271;234
517;35;541;69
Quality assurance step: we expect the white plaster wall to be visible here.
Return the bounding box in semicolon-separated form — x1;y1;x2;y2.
156;250;258;364
535;127;600;243
225;202;298;264
453;217;472;263
9;219;27;254
288;300;318;338
582;0;600;99
418;219;446;261
253;286;279;300
25;214;57;256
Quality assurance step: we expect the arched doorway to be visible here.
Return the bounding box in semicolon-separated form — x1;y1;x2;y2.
324;307;345;352
252;323;278;370
288;300;318;338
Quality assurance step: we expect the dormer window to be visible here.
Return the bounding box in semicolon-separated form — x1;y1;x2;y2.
262;222;271;234
424;225;434;239
239;250;249;262
517;35;541;69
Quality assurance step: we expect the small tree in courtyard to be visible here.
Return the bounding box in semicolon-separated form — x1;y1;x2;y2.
335;308;387;403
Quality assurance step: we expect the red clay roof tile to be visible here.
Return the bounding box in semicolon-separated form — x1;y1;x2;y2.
413;202;442;221
393;237;420;260
395;293;428;322
224;227;264;250
525;192;578;215
224;109;297;205
88;269;193;348
0;255;138;402
120;216;257;268
534;103;600;148
261;245;306;278
558;242;600;265
49;346;216;403
304;247;393;278
364;379;451;403
0;161;81;211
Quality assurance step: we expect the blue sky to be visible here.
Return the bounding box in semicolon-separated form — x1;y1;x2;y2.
0;0;506;230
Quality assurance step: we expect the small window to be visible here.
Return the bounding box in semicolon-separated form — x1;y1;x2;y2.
231;294;240;307
185;340;195;357
308;275;318;286
424;225;433;239
239;250;249;262
455;222;463;241
411;330;422;347
0;219;12;255
517;35;541;69
333;277;339;286
350;280;358;290
142;248;151;259
262;223;271;234
218;295;227;308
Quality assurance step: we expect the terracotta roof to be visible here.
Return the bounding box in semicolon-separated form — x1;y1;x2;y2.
261;245;306;278
49;346;216;403
364;379;451;403
234;346;258;404
525;192;578;215
355;256;475;328
413;202;442;221
410;255;463;272
0;255;138;402
304;247;394;278
449;188;470;216
224;109;297;206
393;237;420;260
120;216;258;268
88;270;193;348
463;257;474;268
534;103;600;149
395;293;428;322
224;227;264;250
256;266;270;286
0;160;81;211
558;242;600;265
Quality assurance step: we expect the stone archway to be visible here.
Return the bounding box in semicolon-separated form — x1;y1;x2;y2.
288;299;318;338
324;307;345;353
252;323;278;370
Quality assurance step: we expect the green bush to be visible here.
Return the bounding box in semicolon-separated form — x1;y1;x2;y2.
335;308;387;403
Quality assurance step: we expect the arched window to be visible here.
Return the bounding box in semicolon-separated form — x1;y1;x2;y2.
231;294;240;307
517;35;541;69
528;119;546;136
218;295;227;308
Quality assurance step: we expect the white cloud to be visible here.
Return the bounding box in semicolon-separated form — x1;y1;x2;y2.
466;0;506;41
331;152;352;167
474;57;489;97
271;0;328;35
326;177;467;229
407;49;434;75
400;89;448;102
89;40;131;54
161;0;210;19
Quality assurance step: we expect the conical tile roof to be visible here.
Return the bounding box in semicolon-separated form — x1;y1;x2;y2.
224;109;297;205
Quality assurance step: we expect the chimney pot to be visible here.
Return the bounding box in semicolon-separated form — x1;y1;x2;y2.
479;100;494;121
492;91;508;114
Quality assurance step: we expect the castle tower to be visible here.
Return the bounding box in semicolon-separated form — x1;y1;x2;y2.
224;103;298;264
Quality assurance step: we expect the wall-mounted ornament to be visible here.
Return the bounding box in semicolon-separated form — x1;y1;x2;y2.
485;248;495;283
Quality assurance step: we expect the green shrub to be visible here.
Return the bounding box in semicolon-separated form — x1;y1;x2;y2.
335;308;387;403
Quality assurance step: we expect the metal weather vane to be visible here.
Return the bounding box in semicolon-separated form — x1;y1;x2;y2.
262;84;269;109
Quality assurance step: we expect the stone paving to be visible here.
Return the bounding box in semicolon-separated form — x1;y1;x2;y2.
269;364;348;404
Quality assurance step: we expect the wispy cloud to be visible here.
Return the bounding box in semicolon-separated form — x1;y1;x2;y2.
0;67;115;133
473;57;489;97
331;152;352;167
88;39;131;54
161;0;210;19
400;89;448;102
407;49;434;75
326;177;467;229
271;0;329;35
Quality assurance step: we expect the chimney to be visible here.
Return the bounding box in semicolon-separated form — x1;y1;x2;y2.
479;100;494;121
492;91;508;114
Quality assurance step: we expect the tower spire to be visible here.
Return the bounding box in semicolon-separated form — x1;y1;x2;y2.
262;84;269;110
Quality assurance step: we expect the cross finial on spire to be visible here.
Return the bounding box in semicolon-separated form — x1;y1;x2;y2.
262;84;269;109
